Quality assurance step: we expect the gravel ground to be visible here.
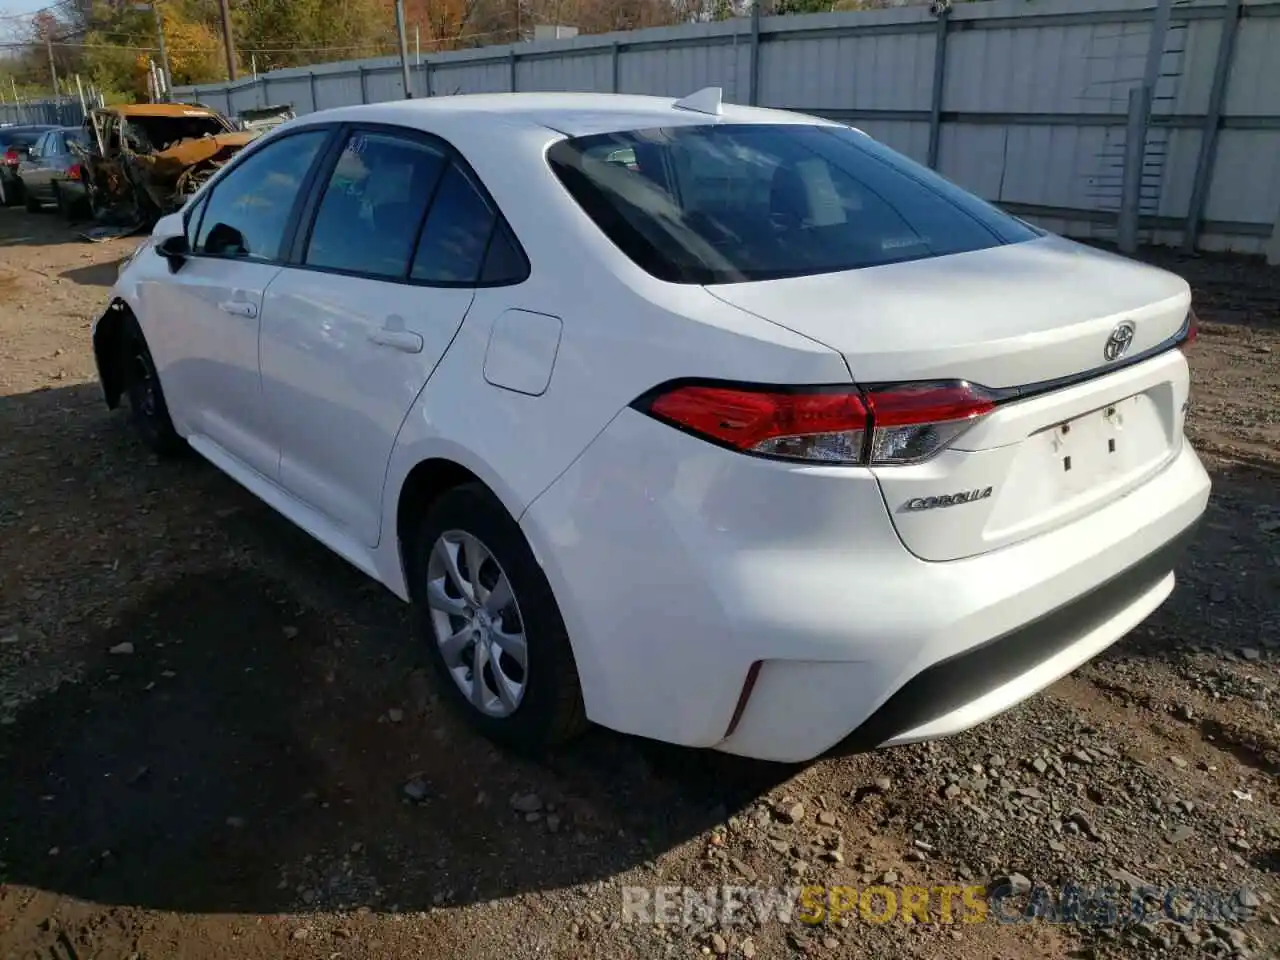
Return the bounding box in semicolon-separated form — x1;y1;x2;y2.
0;206;1276;960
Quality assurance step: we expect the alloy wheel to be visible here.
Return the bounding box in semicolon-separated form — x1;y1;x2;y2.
425;530;528;718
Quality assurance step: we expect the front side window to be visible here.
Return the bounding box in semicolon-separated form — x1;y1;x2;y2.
305;130;447;280
184;193;209;246
547;123;1040;284
195;129;327;260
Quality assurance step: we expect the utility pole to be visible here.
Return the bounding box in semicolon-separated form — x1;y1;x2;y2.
11;76;24;122
153;3;172;101
415;24;421;66
46;35;59;99
131;4;172;100
395;0;413;99
218;0;238;81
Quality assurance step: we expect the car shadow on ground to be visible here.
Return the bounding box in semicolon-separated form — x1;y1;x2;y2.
0;383;795;918
0;380;1274;918
0;210;86;248
59;259;124;287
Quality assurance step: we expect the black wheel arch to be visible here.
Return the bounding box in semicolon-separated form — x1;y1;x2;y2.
396;458;484;585
93;298;134;409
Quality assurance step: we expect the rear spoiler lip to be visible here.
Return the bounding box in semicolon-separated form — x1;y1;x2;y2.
860;309;1196;406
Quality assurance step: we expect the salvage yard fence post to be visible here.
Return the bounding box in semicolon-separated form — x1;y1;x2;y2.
1267;204;1280;266
1182;0;1243;253
926;2;950;170
1118;0;1174;255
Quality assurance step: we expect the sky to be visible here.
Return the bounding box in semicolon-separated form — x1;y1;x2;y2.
0;1;59;43
2;1;59;13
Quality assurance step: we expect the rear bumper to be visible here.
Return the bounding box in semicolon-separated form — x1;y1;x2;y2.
521;409;1211;763
55;178;87;199
828;515;1198;755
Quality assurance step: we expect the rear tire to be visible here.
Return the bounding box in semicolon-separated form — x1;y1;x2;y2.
119;314;184;456
408;483;588;753
24;190;41;213
53;184;68;220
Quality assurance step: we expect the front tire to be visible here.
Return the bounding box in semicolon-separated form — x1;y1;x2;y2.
119;315;184;456
408;483;588;753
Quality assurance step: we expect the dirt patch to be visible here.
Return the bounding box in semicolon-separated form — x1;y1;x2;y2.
0;206;1277;959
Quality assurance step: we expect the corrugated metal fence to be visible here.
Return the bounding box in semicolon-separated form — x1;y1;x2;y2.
0;98;86;128
169;0;1279;255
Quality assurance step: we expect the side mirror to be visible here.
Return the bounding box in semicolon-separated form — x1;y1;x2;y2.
155;234;190;273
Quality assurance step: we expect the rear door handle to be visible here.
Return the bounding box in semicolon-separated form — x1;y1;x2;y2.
368;328;423;353
218;300;257;318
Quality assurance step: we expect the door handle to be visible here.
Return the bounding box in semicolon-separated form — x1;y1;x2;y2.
368;328;423;353
218;300;257;318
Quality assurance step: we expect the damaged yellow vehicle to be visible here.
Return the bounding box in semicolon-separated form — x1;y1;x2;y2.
77;102;261;225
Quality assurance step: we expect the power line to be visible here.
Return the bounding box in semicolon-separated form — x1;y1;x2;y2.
0;38;403;52
0;26;512;54
0;1;80;22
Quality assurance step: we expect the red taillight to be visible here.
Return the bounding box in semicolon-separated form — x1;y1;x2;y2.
68;163;82;180
638;379;997;465
1178;309;1198;352
2;149;18;166
647;384;868;463
863;381;999;465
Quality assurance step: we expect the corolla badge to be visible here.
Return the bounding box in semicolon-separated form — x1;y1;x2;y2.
903;487;994;512
1104;322;1136;362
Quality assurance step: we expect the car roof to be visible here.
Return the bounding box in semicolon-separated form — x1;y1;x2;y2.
0;124;57;135
306;91;836;140
96;103;222;118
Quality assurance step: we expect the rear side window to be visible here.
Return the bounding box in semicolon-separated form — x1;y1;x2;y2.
409;163;496;285
305;130;447;280
480;222;527;285
547;123;1039;284
195;129;327;260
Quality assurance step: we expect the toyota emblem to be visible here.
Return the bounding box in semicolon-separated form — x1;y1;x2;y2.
1104;322;1135;362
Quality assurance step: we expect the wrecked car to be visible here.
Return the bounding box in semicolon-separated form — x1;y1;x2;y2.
234;104;296;133
76;103;261;226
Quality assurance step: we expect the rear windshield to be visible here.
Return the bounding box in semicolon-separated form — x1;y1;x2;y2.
0;129;52;149
547;123;1039;284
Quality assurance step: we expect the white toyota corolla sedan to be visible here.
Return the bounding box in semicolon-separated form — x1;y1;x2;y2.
93;89;1210;763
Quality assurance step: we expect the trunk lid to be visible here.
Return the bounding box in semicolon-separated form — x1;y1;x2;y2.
707;235;1194;561
706;235;1190;389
